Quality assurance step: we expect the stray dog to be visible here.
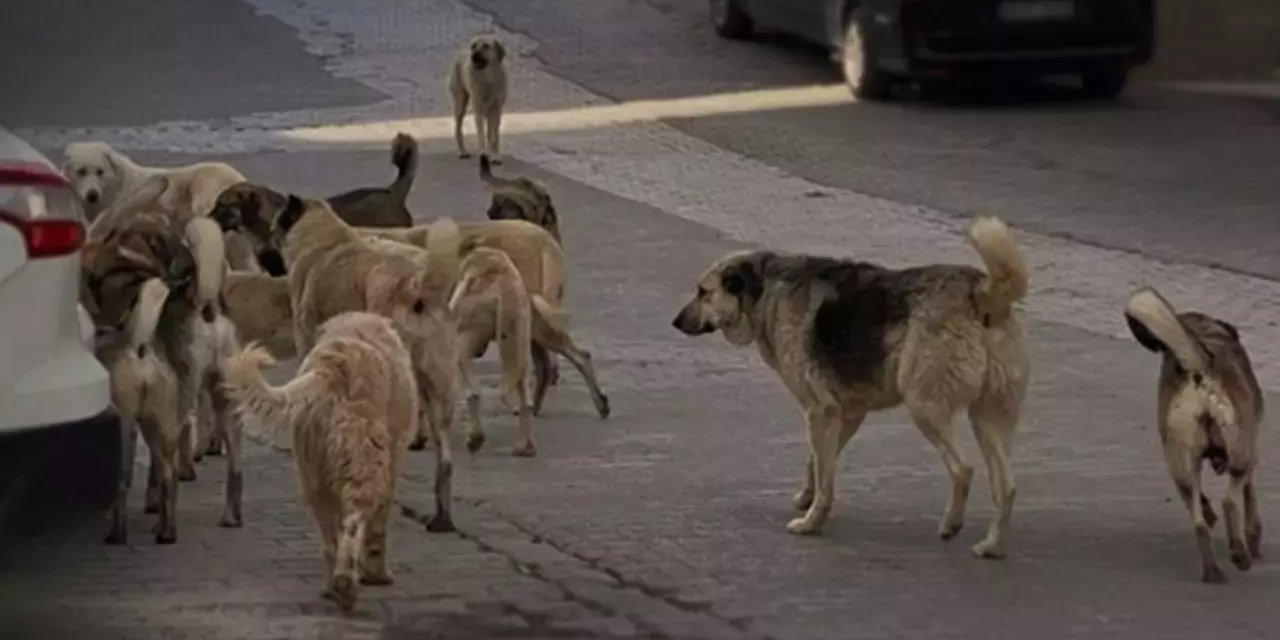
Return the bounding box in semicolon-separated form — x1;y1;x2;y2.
672;217;1029;558
449;34;509;163
323;132;420;228
448;247;543;456
479;155;560;244
224;271;294;349
224;312;418;612
269;195;461;531
81;215;245;528
63;142;245;221
1124;287;1265;583
94;278;183;545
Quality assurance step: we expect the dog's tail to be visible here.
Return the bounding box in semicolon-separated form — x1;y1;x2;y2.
530;294;568;334
185;217;226;312
423;217;461;295
968;216;1028;323
1124;287;1210;374
388;133;419;209
129;278;172;349
223;344;323;441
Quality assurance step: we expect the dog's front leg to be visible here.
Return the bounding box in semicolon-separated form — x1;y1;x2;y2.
473;110;488;157
486;107;503;164
787;406;842;535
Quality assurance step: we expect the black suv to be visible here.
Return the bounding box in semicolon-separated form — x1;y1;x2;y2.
710;0;1155;100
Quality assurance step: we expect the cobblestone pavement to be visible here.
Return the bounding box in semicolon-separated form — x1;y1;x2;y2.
4;1;1280;639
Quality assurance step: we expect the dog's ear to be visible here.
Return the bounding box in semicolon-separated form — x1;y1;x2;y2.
470;39;483;53
721;255;765;302
275;195;307;233
1219;319;1241;342
1124;312;1167;355
494;40;506;62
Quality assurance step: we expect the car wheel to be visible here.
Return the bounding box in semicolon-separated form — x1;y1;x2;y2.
710;0;753;40
1081;63;1130;100
841;11;894;100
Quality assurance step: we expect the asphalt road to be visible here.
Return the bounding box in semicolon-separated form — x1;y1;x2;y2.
4;1;1280;639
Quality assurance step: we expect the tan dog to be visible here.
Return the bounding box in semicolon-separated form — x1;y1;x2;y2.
672;217;1029;558
479;155;560;244
93;278;183;545
1125;288;1265;583
450;34;509;163
224;312;418;612
367;221;609;419
448;247;541;456
271;195;460;531
224;271;294;349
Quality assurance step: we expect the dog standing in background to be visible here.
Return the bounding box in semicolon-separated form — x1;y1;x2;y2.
450;34;509;163
1125;288;1265;583
672;217;1029;558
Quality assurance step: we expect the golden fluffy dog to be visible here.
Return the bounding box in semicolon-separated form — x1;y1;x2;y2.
224;312;418;612
673;217;1029;558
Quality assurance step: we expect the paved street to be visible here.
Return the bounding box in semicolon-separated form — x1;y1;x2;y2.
3;0;1280;638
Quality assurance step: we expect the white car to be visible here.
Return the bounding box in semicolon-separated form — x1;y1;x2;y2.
0;126;118;539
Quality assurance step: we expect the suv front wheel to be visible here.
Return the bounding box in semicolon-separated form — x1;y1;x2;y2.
841;11;895;100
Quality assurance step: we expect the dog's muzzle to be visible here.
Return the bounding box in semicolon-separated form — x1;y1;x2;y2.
470;53;488;69
671;305;713;336
84;189;100;205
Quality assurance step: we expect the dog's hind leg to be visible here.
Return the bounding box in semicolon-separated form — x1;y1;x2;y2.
1168;450;1224;583
214;381;244;528
457;332;487;453
968;401;1018;559
1224;470;1253;571
907;401;974;542
360;499;394;586
787;405;849;535
105;418;139;545
329;509;368;613
533;325;610;419
145;452;162;514
424;396;457;533
1244;472;1262;558
145;418;180;545
530;344;553;415
178;415;198;481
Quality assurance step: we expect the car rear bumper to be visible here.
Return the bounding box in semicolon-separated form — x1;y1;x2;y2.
0;408;121;541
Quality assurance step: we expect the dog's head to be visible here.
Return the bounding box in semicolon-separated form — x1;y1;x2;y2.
468;34;506;70
63;142;127;216
211;183;292;275
672;250;768;346
479;156;559;240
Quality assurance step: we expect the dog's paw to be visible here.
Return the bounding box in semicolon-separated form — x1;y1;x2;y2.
360;571;394;586
466;432;487;453
597;396;611;420
154;530;177;545
786;517;821;536
458;152;473;160
939;521;965;541
205;443;224;457
792;490;814;512
218;514;243;529
103;529;127;545
970;538;1006;559
511;442;537;458
144;503;160;515
489;157;503;166
329;575;357;613
1201;564;1228;584
408;436;428;452
179;468;197;482
425;513;456;533
1232;548;1253;571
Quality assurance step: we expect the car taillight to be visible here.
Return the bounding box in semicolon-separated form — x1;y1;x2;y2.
0;211;85;258
0;160;85;258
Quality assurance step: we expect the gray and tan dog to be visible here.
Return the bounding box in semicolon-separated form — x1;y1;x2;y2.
1125;287;1265;583
450;34;509;163
480;155;560;244
672;217;1030;558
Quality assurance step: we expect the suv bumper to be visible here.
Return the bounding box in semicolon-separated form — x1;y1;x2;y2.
0;409;121;541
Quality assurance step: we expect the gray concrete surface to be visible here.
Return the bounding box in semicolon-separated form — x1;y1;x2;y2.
4;0;1280;638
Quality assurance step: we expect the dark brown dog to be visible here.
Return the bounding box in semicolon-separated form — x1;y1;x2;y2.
480;154;560;245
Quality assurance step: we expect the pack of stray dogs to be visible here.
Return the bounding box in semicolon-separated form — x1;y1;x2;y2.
65;34;1264;612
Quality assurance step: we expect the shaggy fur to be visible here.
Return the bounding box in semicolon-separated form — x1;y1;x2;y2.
93;278;183;545
479;155;560;244
448;247;548;456
1125;287;1265;583
449;34;509;162
269;195;460;531
224;312;418;613
672;217;1030;558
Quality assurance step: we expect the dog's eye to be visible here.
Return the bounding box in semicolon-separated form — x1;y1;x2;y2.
76;168;87;177
95;169;105;177
412;299;425;314
696;286;709;299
